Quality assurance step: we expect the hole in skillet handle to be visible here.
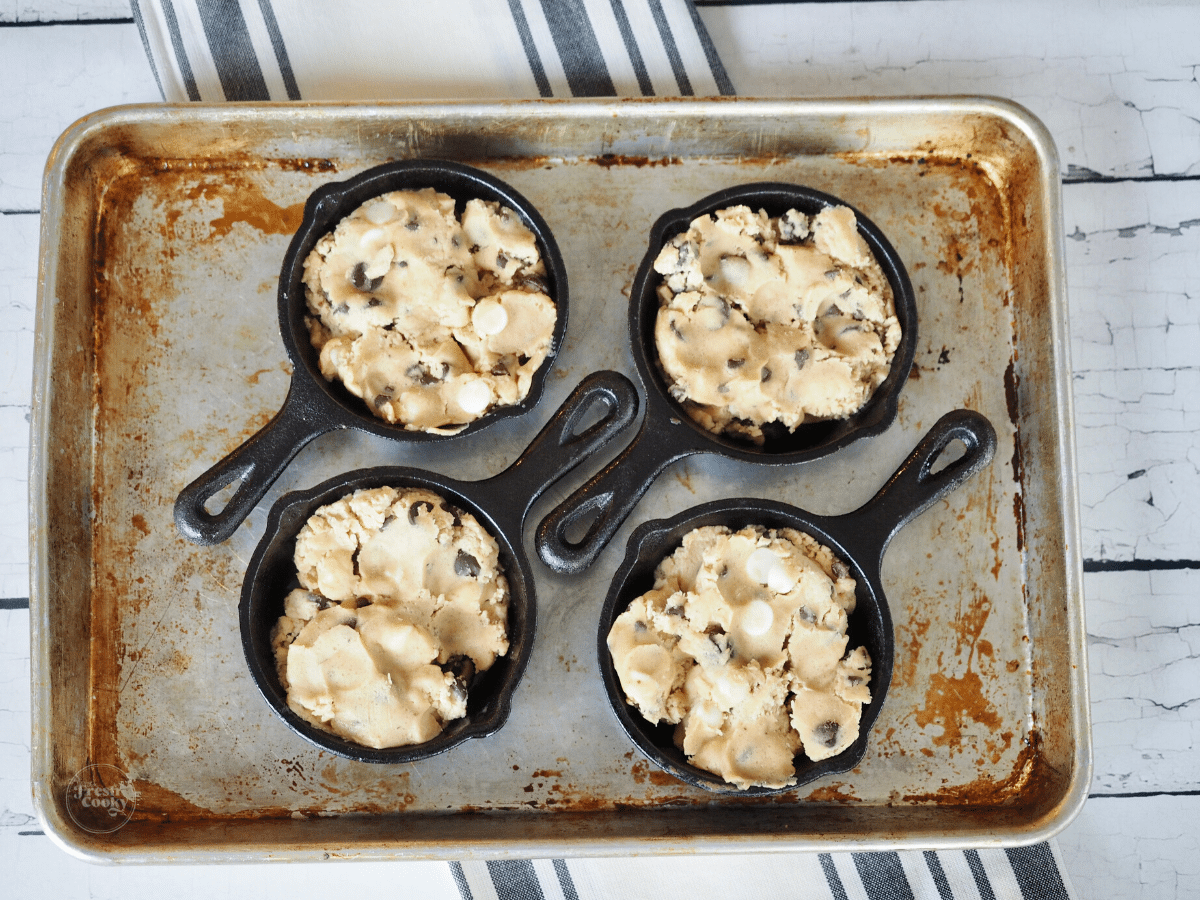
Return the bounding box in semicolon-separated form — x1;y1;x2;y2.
598;500;893;796
239;470;533;763
277;159;570;440
629;181;917;462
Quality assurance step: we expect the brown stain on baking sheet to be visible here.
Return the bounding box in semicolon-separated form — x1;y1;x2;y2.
171;179;305;241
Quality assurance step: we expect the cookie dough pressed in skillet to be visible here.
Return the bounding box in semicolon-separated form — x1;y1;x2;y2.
271;486;509;749
653;204;901;443
607;524;872;789
303;187;557;434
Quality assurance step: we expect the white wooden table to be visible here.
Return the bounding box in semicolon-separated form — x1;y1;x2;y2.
2;2;1197;897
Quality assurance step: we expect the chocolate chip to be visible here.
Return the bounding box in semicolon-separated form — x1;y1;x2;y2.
795;349;810;369
513;272;549;294
351;547;361;578
798;606;816;623
717;383;729;394
381;514;396;531
368;298;382;307
832;559;850;580
826;303;843;317
454;550;481;578
814;720;840;748
670;320;685;341
633;620;648;633
727;358;745;369
440;502;463;526
496;250;509;269
469;244;481;254
373;394;390;409
334;302;349;315
406;218;420;231
396;259;408;268
491;361;509;376
825;269;839;280
760;365;772;383
408;500;434;524
444;654;476;685
517;353;530;365
406;363;440;385
349;262;384;292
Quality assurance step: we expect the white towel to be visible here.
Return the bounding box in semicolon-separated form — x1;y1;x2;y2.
132;0;733;101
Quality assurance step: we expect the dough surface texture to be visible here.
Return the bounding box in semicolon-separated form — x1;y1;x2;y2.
653;204;900;443
271;486;509;749
303;188;557;433
607;524;872;789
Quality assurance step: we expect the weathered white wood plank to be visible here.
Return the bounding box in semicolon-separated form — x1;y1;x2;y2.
698;0;1200;179
0;22;160;211
1065;180;1200;562
1057;794;1200;900
1086;568;1200;793
0;213;35;600
0;0;131;22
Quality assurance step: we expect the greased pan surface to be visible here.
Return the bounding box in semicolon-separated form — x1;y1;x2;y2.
175;159;570;545
599;409;995;794
538;182;917;574
32;99;1087;861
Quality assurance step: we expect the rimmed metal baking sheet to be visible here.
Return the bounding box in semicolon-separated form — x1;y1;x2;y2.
30;98;1089;862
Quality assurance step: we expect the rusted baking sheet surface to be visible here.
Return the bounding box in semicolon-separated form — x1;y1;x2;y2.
31;99;1088;862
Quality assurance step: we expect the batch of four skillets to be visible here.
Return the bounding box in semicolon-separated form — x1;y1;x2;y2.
174;160;997;792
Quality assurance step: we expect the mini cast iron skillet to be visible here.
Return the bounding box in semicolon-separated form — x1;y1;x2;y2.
241;371;637;763
537;182;917;574
175;159;569;546
598;408;996;795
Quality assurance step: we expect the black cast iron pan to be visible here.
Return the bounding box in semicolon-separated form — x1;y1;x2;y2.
538;182;917;574
241;371;637;762
176;159;569;545
598;408;996;794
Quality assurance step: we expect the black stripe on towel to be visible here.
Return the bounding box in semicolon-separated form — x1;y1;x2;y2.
0;598;30;610
159;0;201;100
682;0;735;94
965;850;998;900
195;0;270;100
553;859;581;900
538;0;618;96
819;853;850;900
608;0;655;95
922;850;955;900
508;0;554;96
256;0;300;99
450;862;473;900
488;859;546;900
646;0;692;95
1007;844;1072;900
855;852;915;900
130;0;167;99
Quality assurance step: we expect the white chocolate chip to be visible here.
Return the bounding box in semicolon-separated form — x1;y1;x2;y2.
741;599;774;636
472;299;509;336
363;200;397;225
457;381;494;415
766;564;797;595
746;547;780;583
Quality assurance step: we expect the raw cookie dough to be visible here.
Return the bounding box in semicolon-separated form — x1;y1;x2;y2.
271;486;509;749
607;524;872;789
303;187;558;434
653;204;901;443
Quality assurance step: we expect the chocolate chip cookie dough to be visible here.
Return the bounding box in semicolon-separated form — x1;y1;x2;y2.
653;204;901;443
271;486;509;749
607;524;872;789
303;188;557;433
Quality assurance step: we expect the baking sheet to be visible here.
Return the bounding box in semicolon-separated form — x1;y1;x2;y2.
31;98;1090;861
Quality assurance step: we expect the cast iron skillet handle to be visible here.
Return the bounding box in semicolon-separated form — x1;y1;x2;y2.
174;385;338;546
490;370;640;532
536;417;700;575
844;409;998;566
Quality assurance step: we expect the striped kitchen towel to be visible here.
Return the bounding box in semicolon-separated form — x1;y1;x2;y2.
128;2;1078;897
132;0;733;101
